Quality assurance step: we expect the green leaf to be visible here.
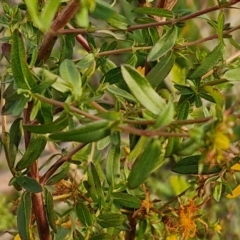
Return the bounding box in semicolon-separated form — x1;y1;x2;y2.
77;53;95;69
127;136;148;163
128;138;162;189
75;202;93;227
87;162;104;202
60;59;82;100
107;85;136;103
60;59;82;90
217;10;225;43
189;43;223;79
59;35;75;62
147;26;178;62
155;101;174;128
203;85;224;108
213;180;223;202
121;65;166;115
12;96;29;117
8;118;22;169
106;144;120;186
177;101;189;120
171;155;222;174
112;192;141;208
223;67;240;81
44;188;57;233
103;67;123;85
97;213;126;228
23;112;69;134
11;30;37;89
16;134;47;171
174;84;194;95
165;137;180;157
46;163;70;185
17;191;32;240
39;0;61;31
49;120;111;143
132;7;173;18
25;0;61;32
16;176;42;193
93;0;128;30
33;67;71;93
89;233;112;240
147;51;175;88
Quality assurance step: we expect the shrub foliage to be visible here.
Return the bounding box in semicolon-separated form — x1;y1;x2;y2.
2;0;240;239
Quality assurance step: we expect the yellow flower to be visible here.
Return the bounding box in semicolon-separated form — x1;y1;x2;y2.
212;132;230;151
213;222;222;233
166;235;178;240
136;66;145;75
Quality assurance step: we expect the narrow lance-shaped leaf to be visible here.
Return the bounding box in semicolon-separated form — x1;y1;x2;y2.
39;0;61;31
147;26;178;62
155;101;174;128
23;112;69;134
16;176;42;193
87;162;104;202
106;144;120;186
112;192;141;208
17;191;32;240
49;120;111;143
121;65;166;115
217;10;225;44
97;213;126;228
147;51;175;88
132;7;173;18
8;118;22;169
189;43;223;79
46;163;70;185
171;155;222;174
11;30;37;89
16;134;47;171
44;188;57;233
128;138;162;189
75;202;93;227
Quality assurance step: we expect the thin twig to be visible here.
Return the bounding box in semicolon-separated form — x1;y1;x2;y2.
95;23;240;57
36;0;80;64
40;143;87;184
58;1;240;35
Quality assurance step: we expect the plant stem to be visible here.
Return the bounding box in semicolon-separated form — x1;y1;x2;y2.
95;23;240;57
32;93;101;121
59;0;240;35
23;101;51;240
40;143;87;184
36;0;80;64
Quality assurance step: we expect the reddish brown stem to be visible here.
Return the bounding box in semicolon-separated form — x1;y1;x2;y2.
23;102;51;240
36;0;80;64
40;143;87;184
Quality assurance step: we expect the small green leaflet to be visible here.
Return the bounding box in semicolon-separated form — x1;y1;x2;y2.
132;7;173;18
171;155;222;174
121;65;166;115
147;51;175;88
75;202;93;227
49;120;111;143
16;134;47;170
11;30;37;90
189;43;223;79
147;26;178;62
17;191;32;240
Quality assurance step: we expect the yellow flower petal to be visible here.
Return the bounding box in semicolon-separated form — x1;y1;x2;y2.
14;234;21;240
166;235;178;240
226;185;240;198
230;163;240;171
214;132;230;150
